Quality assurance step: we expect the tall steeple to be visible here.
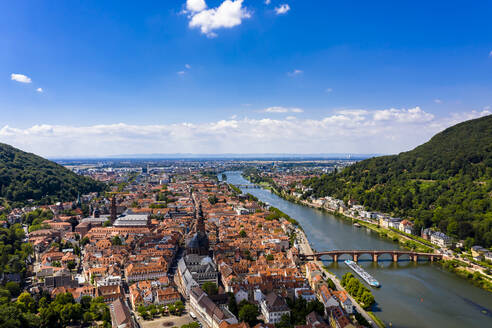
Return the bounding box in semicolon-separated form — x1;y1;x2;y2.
110;195;117;223
186;200;210;256
196;203;205;234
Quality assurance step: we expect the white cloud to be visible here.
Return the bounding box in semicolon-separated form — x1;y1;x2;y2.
265;0;271;4
275;4;290;15
185;64;192;69
288;69;303;77
36;88;43;93
434;98;442;104
373;107;434;123
325;88;333;93
177;70;186;75
187;0;251;37
11;73;32;84
489;50;492;57
263;106;303;113
186;0;207;13
1;108;489;157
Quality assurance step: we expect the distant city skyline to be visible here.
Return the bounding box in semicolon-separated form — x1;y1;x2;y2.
1;0;491;157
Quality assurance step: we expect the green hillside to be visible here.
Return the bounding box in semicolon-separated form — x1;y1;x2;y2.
0;143;105;205
303;115;492;247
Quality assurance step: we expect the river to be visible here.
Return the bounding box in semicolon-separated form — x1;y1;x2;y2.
222;171;492;328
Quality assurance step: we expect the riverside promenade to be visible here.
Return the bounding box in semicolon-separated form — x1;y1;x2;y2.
295;227;381;328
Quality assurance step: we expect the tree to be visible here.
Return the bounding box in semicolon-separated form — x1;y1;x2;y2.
80;236;90;246
67;260;76;271
0;304;22;328
111;235;122;246
306;300;324;317
326;278;336;290
208;195;218;205
5;281;20;297
227;293;238;316
175;302;185;316
201;282;218;295
16;292;36;313
68;217;78;232
238;304;259;326
80;296;92;310
360;291;375;309
277;314;291;328
239;230;247;238
182;322;200;328
82;312;93;324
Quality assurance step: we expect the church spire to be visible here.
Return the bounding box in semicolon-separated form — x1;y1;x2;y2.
110;195;117;223
196;203;205;234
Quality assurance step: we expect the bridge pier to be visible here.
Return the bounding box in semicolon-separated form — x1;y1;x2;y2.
373;253;378;262
333;254;338;262
412;254;418;262
353;254;358;262
392;253;398;262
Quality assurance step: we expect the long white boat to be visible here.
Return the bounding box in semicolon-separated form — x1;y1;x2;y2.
344;260;380;288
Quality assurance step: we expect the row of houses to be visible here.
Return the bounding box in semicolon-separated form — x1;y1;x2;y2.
303;194;462;250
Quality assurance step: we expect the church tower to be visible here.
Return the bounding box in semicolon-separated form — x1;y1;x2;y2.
186;201;210;256
110;195;117;223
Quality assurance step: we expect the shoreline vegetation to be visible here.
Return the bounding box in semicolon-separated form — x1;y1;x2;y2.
239;172;492;293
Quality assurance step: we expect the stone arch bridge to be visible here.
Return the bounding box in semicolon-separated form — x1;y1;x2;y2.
299;250;442;262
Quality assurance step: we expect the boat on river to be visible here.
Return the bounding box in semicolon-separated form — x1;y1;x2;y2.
345;260;380;288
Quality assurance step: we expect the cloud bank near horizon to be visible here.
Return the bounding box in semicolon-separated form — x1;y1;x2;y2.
0;108;489;158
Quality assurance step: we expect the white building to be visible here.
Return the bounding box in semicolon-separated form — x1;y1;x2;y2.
234;289;249;304
96;275;122;287
399;220;414;235
430;232;452;248
260;293;290;324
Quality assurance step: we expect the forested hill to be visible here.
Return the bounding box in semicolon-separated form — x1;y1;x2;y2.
0;143;105;205
303;115;492;247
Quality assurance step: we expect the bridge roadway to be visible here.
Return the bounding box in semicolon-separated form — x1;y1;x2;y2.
299;249;442;262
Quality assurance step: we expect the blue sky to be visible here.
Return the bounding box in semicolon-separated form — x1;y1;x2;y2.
1;0;491;156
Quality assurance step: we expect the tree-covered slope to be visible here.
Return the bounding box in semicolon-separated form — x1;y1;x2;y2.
304;115;492;247
0;143;105;205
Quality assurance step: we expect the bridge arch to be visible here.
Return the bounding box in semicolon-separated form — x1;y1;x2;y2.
397;253;413;261
375;252;393;262
356;253;373;262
